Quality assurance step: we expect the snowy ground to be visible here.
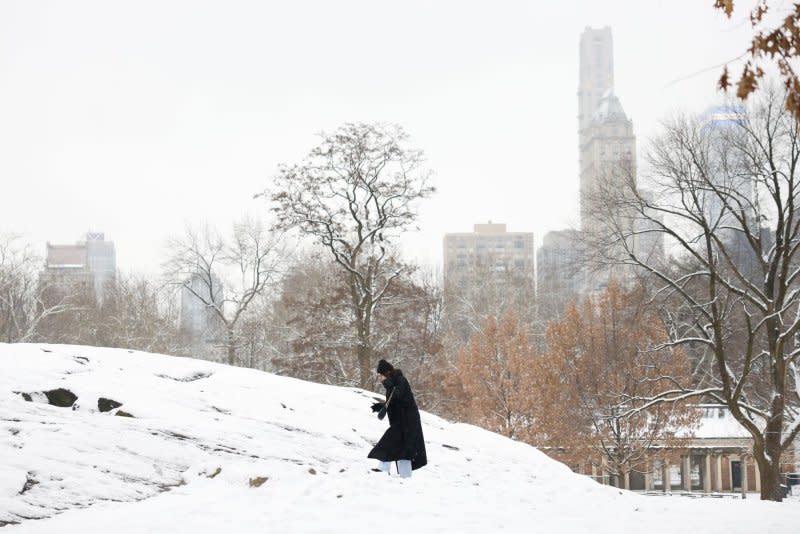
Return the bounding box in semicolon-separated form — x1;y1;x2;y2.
1;344;798;533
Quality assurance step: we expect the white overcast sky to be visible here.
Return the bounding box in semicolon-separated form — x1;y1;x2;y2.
0;1;756;274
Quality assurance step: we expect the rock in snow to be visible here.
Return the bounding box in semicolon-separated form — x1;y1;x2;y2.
0;343;798;533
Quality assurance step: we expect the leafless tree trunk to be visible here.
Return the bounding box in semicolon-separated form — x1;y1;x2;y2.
266;123;435;389
594;87;800;501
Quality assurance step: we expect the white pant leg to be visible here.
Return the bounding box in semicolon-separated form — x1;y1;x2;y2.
397;459;412;479
378;461;392;474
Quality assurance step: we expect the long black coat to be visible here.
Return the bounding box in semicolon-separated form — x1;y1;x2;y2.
367;370;427;470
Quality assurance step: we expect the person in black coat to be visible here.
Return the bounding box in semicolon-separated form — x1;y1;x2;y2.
367;359;427;478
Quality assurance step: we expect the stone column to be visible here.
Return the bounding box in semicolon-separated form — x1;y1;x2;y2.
683;455;692;492
644;463;653;491
714;454;723;492
741;454;749;499
704;453;712;493
662;462;670;493
623;470;630;490
591;462;598;483
754;459;761;493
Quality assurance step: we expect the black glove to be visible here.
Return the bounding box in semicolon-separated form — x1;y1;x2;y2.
371;402;384;413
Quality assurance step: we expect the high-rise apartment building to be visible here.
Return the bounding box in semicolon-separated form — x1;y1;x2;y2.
40;232;116;303
699;105;751;231
85;232;116;302
536;229;583;316
179;273;225;352
699;105;765;281
443;222;535;290
443;222;536;338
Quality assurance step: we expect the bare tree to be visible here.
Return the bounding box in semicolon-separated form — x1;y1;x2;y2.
164;219;283;366
443;260;537;345
266;122;435;388
97;274;182;355
596;88;800;500
271;252;443;396
0;234;71;342
271;253;357;385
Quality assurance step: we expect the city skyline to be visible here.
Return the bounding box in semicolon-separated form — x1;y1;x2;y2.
0;1;757;274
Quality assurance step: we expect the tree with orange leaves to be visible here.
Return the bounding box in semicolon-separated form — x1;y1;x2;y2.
455;310;538;441
716;1;800;121
536;282;697;489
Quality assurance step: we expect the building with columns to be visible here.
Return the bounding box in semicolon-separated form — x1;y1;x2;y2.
577;405;769;495
647;405;760;495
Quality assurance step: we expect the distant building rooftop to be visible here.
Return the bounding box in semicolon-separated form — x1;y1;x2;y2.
46;244;88;268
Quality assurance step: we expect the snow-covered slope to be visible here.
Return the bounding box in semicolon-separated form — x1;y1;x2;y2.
1;344;797;533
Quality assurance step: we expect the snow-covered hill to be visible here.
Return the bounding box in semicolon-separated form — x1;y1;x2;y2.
1;344;797;533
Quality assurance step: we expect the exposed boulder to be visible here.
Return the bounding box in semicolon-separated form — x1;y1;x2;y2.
248;476;268;487
97;398;123;413
43;389;78;408
19;473;38;495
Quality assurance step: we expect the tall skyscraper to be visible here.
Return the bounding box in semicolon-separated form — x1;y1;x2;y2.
578;27;636;232
179;273;225;353
579;91;636;227
578;27;614;143
699;105;751;232
699;105;764;281
85;232;116;302
577;27;639;290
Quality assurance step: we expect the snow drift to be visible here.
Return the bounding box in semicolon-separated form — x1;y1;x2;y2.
0;344;797;533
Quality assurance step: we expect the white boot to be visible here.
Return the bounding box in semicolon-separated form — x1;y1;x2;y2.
378;461;392;474
397;459;412;479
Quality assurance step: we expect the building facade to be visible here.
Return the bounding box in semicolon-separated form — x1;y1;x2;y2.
443;222;534;290
40;232;116;304
578;26;614;150
574;405;798;495
443;223;535;338
536;229;584;318
577;27;641;290
179;273;225;354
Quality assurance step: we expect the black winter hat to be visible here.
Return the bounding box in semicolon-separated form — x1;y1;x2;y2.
376;359;394;375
